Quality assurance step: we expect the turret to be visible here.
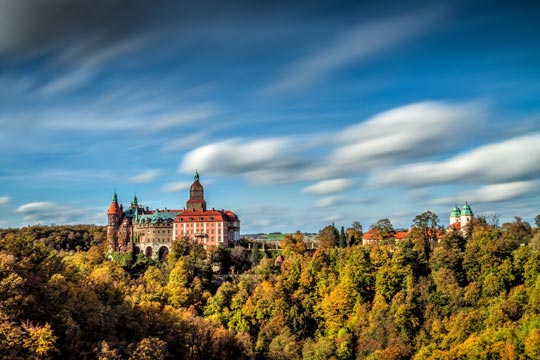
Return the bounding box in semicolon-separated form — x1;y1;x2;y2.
450;205;461;225
131;194;138;209
107;191;123;252
461;202;473;228
186;170;207;211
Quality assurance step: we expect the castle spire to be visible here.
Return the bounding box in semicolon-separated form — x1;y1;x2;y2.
108;190;122;215
194;169;199;182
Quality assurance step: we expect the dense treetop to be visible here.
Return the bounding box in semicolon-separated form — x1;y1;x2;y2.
0;215;539;359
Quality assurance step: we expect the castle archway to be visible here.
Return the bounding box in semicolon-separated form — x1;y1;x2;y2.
158;246;169;261
145;246;153;257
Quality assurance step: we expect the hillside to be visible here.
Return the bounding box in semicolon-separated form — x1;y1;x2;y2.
0;218;539;359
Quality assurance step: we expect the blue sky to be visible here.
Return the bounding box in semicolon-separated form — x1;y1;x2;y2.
0;0;539;233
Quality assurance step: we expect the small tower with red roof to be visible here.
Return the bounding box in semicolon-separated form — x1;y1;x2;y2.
107;191;123;252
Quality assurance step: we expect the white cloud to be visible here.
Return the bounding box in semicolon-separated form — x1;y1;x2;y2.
316;196;340;208
432;181;539;205
150;105;217;131
16;202;55;213
262;8;444;94
370;133;540;187
15;201;92;224
129;169;160;184
328;101;484;171
0;196;11;206
179;138;308;183
162;181;191;193
303;179;352;195
162;132;209;152
178;101;485;185
37;67;94;96
324;215;343;223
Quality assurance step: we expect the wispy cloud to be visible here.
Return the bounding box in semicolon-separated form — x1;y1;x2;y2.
262;7;445;94
303;179;352;195
162;132;209;152
431;181;539;205
130;169;160;184
15;201;94;224
162;181;192;193
150;105;217;132
369;133;540;187
326;101;485;172
0;196;11;206
179;138;309;183
36;67;95;96
316;196;341;208
178;101;485;185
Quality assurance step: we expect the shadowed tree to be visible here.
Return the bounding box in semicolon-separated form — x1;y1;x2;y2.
318;225;339;249
339;226;347;248
369;219;395;245
413;211;441;258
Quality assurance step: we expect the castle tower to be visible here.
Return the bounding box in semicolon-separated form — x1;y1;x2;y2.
450;205;461;225
461;202;473;228
107;191;123;252
131;194;138;209
186;170;207;211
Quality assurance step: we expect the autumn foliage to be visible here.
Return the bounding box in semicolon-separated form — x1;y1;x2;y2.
1;217;540;359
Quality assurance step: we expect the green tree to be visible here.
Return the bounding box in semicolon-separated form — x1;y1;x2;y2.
339;226;347;248
413;210;441;255
370;218;396;244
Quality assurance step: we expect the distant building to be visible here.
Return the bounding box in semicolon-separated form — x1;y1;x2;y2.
449;202;474;233
106;171;240;259
362;228;411;246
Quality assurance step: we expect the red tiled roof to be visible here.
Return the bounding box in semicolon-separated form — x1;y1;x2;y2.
363;228;381;241
174;209;239;222
107;202;122;214
449;222;461;230
394;230;410;240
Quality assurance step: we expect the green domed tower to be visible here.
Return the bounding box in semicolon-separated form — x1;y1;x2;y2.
450;205;461;225
461;202;473;227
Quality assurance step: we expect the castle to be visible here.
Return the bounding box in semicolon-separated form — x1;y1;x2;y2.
107;171;240;259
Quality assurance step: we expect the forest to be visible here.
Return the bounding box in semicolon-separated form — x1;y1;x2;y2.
1;214;540;359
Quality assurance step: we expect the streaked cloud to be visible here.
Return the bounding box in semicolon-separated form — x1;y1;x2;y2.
303;179;352;195
162;132;209;152
262;8;445;94
179;101;485;184
0;196;11;206
316;196;340;208
150;105;217;132
327;101;485;172
431;181;539;205
15;201;96;225
179;138;309;183
129;169;160;184
369;133;540;187
162;181;192;193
